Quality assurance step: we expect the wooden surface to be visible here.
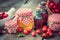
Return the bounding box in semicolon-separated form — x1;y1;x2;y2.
0;34;42;40
0;33;60;40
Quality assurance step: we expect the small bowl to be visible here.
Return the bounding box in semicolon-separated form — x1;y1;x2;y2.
0;12;13;27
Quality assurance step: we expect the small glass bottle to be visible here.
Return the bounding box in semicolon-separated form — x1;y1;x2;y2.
40;1;48;26
34;9;43;30
34;1;48;30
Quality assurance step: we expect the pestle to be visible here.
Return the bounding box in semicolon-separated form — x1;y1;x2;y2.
7;7;16;18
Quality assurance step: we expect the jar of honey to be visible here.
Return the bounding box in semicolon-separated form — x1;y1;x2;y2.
16;8;34;30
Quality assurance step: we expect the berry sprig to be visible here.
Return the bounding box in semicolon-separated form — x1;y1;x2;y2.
0;12;8;19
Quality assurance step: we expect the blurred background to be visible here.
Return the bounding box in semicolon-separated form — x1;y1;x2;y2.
0;0;47;12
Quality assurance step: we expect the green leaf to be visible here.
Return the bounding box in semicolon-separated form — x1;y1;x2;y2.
17;33;26;37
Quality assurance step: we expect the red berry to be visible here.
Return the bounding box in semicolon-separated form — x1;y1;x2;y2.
36;29;41;34
2;12;5;15
24;30;29;35
3;14;8;18
50;2;54;6
55;2;59;5
42;33;48;38
53;5;57;9
47;31;52;35
47;31;50;35
58;32;60;35
26;28;32;33
17;27;23;32
49;5;53;10
55;9;59;13
47;28;53;35
52;10;55;13
49;2;55;10
47;28;52;32
49;32;53;37
31;32;36;37
42;26;47;32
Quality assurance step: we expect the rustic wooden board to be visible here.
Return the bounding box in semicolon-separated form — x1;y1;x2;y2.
0;34;42;40
0;33;60;40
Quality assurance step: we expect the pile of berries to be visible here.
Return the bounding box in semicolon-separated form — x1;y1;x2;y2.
0;12;8;19
16;27;41;37
15;25;60;38
48;0;60;13
42;25;60;38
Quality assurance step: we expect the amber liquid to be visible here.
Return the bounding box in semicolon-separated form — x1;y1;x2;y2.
17;19;34;30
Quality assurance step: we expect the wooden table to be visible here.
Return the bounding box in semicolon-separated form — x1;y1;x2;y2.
0;34;42;40
0;33;60;40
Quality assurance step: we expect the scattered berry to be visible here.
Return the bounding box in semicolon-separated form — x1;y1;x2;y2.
31;32;36;37
2;12;5;15
49;32;53;37
42;33;48;38
3;14;8;18
24;30;29;35
36;29;41;34
42;25;47;32
47;28;52;32
17;27;23;32
26;28;32;33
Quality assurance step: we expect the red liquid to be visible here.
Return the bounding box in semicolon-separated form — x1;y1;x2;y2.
34;18;43;30
42;14;48;26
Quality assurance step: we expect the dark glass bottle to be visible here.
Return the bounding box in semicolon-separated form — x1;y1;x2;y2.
34;1;48;30
34;9;43;30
